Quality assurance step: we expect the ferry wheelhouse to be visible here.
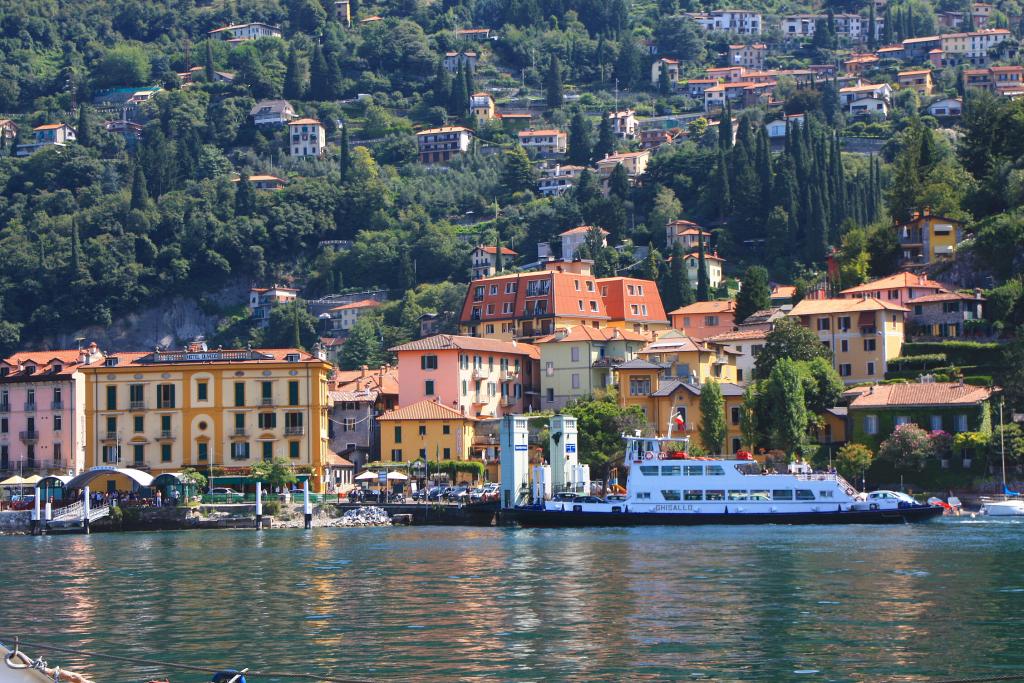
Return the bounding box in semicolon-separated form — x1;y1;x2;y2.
509;432;942;526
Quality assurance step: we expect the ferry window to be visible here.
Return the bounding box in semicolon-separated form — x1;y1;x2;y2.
683;490;703;501
639;466;659;476
819;490;834;498
636;492;651;500
795;489;816;501
661;465;681;476
706;465;725;476
728;490;748;501
661;490;681;501
705;490;725;501
749;490;770;501
683;465;703;476
772;490;793;501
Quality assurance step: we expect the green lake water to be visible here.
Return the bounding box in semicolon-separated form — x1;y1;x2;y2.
2;518;1024;682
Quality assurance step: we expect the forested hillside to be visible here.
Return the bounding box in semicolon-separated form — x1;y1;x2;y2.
0;0;1021;365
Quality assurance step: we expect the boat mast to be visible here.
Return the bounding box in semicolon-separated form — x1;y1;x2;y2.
1001;398;1007;493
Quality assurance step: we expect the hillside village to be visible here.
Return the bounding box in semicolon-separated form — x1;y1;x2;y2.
0;0;1023;492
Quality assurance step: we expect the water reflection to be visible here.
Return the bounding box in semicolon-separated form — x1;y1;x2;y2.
1;520;1024;681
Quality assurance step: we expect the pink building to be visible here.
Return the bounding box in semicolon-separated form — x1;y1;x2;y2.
0;344;104;476
389;335;541;418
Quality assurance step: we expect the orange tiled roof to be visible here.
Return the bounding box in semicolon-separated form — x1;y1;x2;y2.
909;291;983;304
390;334;540;359
789;297;908;315
669;300;736;316
534;326;650;344
560;226;609;236
330;299;382;312
334;367;400;395
704;329;769;342
289;118;322;125
417;126;472;135
848;382;994;408
839;272;949;295
477;245;518;256
377;399;476;421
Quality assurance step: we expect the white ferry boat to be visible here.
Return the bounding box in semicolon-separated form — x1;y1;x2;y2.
507;432;942;526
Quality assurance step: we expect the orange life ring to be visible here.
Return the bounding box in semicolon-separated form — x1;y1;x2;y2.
644;452;655;460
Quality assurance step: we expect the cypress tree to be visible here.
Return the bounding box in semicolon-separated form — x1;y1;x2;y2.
130;165;148;211
608;162;630;201
76;106;92;148
658;61;672;94
235;172;255;216
696;237;710;301
283;44;305;100
699;380;727;453
868;2;878;50
433;60;452;108
496;238;506;272
204;41;215;81
450;62;468;117
756;124;773;220
308;44;328;99
545;54;563;109
718;100;733;150
339;123;351;182
710;147;731;223
567;110;593;166
594;114;615;161
69;221;89;282
883;5;893;44
464;64;475;105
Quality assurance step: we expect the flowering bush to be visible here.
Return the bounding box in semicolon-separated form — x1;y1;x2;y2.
929;430;953;461
879;423;933;472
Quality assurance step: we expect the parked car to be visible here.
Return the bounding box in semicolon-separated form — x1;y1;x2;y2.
467;487;486;502
551;492;581;502
605;494;627;502
445;486;470;502
209;487;243;499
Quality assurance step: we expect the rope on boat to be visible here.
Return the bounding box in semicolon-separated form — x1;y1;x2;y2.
1;636;383;683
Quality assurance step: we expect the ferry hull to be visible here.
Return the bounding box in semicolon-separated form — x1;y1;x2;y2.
503;505;943;527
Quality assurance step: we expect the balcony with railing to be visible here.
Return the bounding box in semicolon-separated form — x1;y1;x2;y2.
23;402;35;412
51;400;64;410
232;427;248;437
18;430;39;443
285;425;306;436
260;396;274;406
130;400;146;410
103;430;119;441
471;368;486;381
158;430;176;440
0;403;8;413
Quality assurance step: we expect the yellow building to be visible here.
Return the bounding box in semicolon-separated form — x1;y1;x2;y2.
82;346;332;490
470;92;495;124
616;359;746;453
897;68;932;96
636;330;740;384
786;298;907;384
377;399;477;464
895;210;964;266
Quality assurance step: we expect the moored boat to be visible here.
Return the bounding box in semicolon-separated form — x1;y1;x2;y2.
505;432;943;527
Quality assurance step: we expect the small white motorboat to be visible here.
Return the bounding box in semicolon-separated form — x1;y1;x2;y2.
981;497;1024;516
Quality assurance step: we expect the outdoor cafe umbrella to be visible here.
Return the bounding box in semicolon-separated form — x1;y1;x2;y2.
354;470;379;481
386;471;409;480
21;475;42;485
0;475;25;486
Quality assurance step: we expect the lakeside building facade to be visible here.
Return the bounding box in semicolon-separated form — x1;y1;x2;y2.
82;345;332;490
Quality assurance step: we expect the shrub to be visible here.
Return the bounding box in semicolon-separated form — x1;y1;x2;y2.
262;500;281;516
879;423;933;471
836;443;873;482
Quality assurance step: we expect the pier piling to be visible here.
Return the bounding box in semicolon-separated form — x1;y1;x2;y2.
303;480;312;529
82;485;91;535
255;482;263;530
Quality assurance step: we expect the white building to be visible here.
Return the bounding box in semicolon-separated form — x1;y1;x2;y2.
608;109;638;139
249;285;299;326
538;165;587;197
325;299;381;333
288;118;326;157
849;96;889;118
839;83;893;107
704;329;768;384
250;99;296;126
560;226;608;261
518;129;567;156
208;22;282;41
16;123;76;157
687;10;763;34
470;245;519;279
781;14;864;41
928;97;963;117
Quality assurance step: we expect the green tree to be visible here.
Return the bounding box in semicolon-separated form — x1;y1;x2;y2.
766;358;808;455
235;172;256;217
340;314;387;370
648;186;681;242
308;43;329;98
338;123;351;183
289;0;327;33
449;62;468;117
130;165;149;211
661;241;695;312
608;163;630;201
754;318;832;380
699;380;727;453
545;53;563;109
594;114;615;161
250;457;299;489
658;61;673;94
283;44;307;100
76;106;93;148
695;238;710;302
263;301;318;350
735;265;771;323
501;145;536;197
564;392;647;474
836;443;873;484
95;44;152;87
204;41;216;82
639;243;661;281
614;32;642;89
567;110;593;166
739;384;760;451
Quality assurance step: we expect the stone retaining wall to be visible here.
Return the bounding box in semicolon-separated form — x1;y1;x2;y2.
0;511;32;533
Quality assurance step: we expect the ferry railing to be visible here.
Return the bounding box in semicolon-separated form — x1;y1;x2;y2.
794;472;858;491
